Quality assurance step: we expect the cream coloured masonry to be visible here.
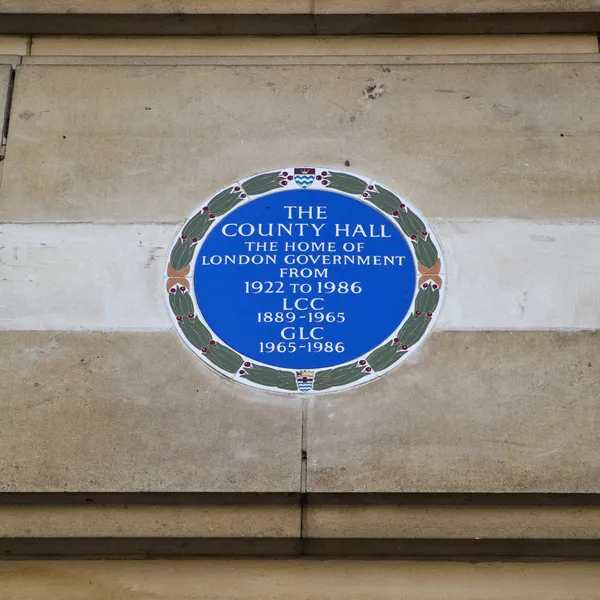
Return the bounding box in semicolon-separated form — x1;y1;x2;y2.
2;560;600;600
0;220;598;331
0;0;597;13
2;63;599;223
28;35;599;56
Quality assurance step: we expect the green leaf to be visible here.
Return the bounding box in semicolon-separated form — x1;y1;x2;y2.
367;342;407;371
369;185;401;214
313;363;369;391
396;209;425;237
326;172;367;195
242;172;283;196
414;286;440;315
241;365;297;391
169;239;195;271
169;288;194;317
206;343;243;374
208;187;243;215
184;211;212;241
180;316;212;351
414;236;438;269
405;209;426;234
397;314;428;347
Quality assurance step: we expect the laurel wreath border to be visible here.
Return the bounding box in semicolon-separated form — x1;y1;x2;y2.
166;169;444;394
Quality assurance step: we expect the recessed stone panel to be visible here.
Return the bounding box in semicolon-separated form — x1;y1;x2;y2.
2;63;600;222
0;331;301;492
307;331;600;492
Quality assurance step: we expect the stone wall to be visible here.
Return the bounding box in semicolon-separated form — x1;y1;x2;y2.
3;560;600;599
1;30;600;563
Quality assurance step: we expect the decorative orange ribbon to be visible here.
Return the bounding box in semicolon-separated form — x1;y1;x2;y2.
418;259;442;289
167;264;190;292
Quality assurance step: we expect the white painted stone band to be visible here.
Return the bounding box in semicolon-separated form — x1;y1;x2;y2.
1;220;599;331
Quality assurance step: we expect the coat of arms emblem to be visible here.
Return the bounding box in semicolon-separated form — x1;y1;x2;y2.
294;168;315;188
296;370;315;392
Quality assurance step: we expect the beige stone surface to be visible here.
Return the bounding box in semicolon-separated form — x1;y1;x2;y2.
4;502;600;540
1;0;598;13
0;331;301;492
307;505;600;538
0;65;9;184
0;35;28;55
0;56;19;66
0;1;312;13
30;34;599;56
0;64;9;117
19;53;600;66
4;220;600;332
2;560;600;600
0;505;299;537
3;62;600;222
307;331;600;492
315;0;600;13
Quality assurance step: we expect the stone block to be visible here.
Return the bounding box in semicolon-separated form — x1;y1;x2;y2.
2;221;600;331
307;331;600;492
314;0;600;13
0;64;9;114
0;504;299;537
0;35;28;54
0;1;312;13
0;331;301;492
0;65;10;181
2;62;600;222
306;505;600;538
29;34;599;56
1;560;600;599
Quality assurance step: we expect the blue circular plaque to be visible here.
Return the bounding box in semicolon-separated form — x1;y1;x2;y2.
166;168;444;394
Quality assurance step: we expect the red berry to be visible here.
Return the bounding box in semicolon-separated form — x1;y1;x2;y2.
282;171;288;177
209;213;215;219
316;175;322;181
240;193;247;198
203;207;209;212
187;313;194;319
321;171;327;176
170;288;176;293
180;287;186;293
422;283;428;289
415;310;422;316
392;210;399;216
281;181;288;186
422;230;428;236
393;337;399;343
362;193;368;197
181;233;187;240
410;234;417;240
322;180;328;186
365;367;372;372
244;361;251;367
400;203;406;209
176;315;182;321
432;284;438;290
359;360;366;365
201;347;208;353
287;175;293;181
426;312;433;317
192;237;198;243
239;370;245;375
368;185;374;190
401;344;408;350
209;340;216;346
234;186;240;192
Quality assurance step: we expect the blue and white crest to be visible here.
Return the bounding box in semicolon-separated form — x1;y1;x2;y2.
296;370;315;392
294;168;315;189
